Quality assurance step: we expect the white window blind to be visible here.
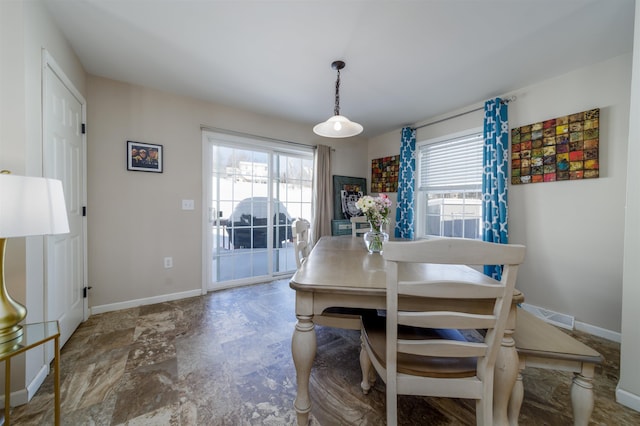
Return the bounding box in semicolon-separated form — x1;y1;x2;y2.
418;133;483;192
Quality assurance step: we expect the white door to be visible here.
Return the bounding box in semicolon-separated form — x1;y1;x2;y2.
43;52;87;347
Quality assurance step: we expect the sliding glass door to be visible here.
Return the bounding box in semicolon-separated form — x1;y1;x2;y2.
203;131;313;290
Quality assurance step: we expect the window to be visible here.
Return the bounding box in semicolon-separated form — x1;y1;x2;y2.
416;130;483;239
204;130;313;289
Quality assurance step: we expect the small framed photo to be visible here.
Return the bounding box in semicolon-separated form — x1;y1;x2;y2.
127;141;163;173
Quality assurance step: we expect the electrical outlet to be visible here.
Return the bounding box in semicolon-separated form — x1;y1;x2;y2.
182;199;195;210
164;257;173;268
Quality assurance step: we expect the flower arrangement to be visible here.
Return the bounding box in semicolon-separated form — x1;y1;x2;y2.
355;194;392;228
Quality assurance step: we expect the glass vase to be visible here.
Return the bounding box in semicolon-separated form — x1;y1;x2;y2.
363;222;389;254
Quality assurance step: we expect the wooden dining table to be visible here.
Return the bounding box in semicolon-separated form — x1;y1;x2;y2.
289;235;524;426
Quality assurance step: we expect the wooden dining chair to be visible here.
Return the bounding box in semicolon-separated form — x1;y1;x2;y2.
351;216;390;237
350;216;369;237
291;218;311;268
359;238;526;426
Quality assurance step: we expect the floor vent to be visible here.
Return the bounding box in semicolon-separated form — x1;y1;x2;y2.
521;303;575;330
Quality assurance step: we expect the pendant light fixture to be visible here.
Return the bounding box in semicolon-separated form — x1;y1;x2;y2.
313;60;363;138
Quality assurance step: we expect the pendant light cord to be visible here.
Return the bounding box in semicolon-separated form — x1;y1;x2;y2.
334;69;341;116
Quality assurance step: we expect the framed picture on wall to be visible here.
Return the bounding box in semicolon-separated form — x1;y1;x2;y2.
332;175;366;220
127;140;163;173
371;155;399;193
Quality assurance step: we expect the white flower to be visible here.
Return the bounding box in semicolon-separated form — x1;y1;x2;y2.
355;194;392;227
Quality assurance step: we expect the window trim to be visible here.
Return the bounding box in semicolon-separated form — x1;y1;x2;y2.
202;129;314;292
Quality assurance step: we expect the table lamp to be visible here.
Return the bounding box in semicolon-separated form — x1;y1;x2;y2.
0;171;69;352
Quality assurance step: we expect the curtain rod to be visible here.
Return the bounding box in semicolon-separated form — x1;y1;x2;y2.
413;96;516;131
200;125;317;150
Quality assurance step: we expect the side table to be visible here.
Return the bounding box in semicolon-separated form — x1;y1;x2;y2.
1;321;60;426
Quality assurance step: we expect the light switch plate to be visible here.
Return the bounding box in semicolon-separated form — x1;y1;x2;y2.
182;199;195;210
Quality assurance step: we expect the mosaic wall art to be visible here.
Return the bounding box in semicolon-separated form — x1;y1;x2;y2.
371;155;399;193
511;108;599;185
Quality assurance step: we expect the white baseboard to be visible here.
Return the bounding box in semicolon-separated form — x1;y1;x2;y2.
575;320;621;343
93;276;293;315
521;302;621;343
616;385;640;412
0;364;48;407
91;289;204;315
206;274;293;293
26;364;49;403
0;387;28;408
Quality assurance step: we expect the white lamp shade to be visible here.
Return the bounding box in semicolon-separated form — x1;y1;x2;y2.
0;174;70;238
313;115;364;138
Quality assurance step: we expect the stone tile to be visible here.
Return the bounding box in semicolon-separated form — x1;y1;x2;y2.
8;278;640;426
112;357;180;424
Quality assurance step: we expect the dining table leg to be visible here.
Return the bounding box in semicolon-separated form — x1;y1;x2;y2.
494;326;519;426
292;309;316;426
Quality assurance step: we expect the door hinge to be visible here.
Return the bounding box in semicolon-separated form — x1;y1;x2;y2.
83;286;93;298
81;123;86;134
82;206;87;216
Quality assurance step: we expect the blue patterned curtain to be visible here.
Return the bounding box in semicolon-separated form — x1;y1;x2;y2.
395;127;416;239
483;98;509;279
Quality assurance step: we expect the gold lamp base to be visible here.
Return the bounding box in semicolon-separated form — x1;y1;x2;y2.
0;325;23;353
0;238;27;353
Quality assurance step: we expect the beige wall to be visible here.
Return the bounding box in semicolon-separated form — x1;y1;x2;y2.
86;75;368;310
0;0;86;399
369;53;632;337
509;54;630;337
1;0;28;320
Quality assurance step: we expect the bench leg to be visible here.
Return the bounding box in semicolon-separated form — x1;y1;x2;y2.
571;364;595;426
508;369;524;426
494;329;519;426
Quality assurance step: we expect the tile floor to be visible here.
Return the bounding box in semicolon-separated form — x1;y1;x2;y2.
8;279;640;425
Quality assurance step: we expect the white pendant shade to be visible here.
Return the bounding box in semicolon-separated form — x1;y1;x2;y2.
0;174;70;238
314;60;363;138
313;115;364;138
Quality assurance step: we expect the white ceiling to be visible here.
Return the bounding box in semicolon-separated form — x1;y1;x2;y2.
43;0;635;138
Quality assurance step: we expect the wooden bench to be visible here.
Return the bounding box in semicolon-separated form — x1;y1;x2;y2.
509;307;604;426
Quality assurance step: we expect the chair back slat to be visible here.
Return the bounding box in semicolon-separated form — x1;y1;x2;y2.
351;216;391;236
384;237;525;266
398;312;496;330
350;216;369;237
397;340;488;358
398;281;505;299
